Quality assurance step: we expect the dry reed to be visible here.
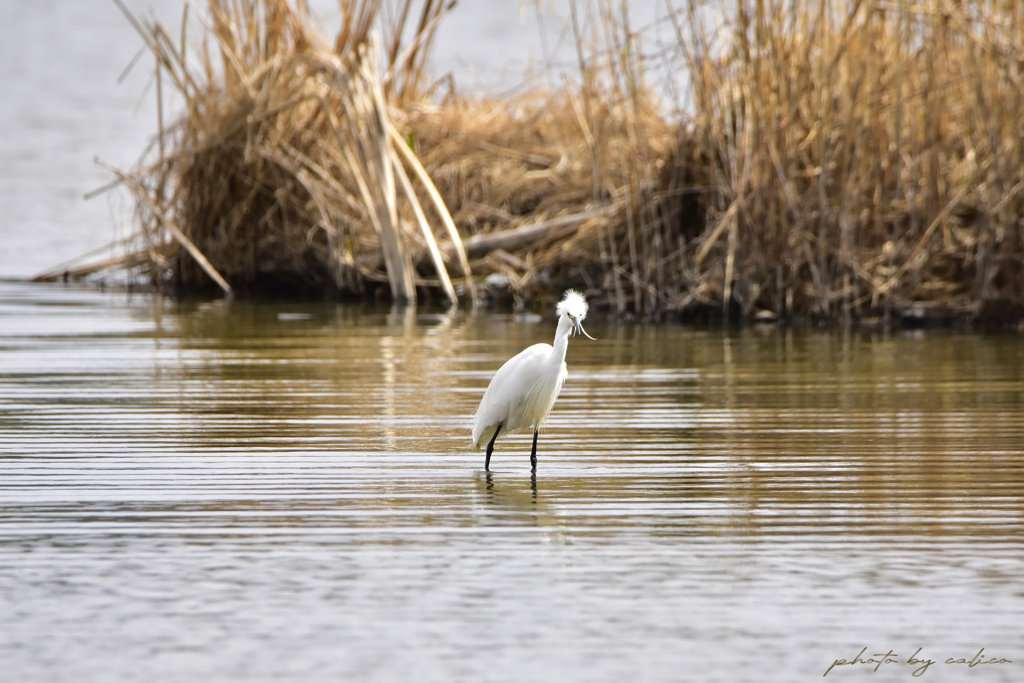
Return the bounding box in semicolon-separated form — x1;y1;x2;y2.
45;0;1024;326
93;0;471;304
660;0;1024;325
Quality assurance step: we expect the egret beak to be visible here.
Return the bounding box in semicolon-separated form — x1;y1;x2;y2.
573;317;596;340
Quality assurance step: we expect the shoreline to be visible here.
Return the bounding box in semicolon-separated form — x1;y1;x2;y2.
17;277;1024;332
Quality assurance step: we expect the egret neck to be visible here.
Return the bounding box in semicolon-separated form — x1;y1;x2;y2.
551;313;575;362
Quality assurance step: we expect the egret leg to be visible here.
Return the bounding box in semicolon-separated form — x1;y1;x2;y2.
530;428;539;472
485;424;502;471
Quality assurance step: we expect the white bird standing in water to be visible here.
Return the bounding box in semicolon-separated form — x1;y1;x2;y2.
471;289;595;472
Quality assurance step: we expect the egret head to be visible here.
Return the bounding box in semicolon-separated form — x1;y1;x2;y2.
556;289;596;340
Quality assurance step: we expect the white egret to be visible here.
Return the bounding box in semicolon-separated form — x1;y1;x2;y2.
471;289;595;472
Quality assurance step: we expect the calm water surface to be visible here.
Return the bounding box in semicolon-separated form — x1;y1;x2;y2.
1;281;1023;682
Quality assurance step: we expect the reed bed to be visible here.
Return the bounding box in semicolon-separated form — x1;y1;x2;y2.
54;0;1024;326
663;0;1024;324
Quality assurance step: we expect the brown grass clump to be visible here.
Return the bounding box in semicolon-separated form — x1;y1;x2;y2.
404;83;671;311
98;0;470;303
662;0;1024;324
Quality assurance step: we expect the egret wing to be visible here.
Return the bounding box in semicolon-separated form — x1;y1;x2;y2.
471;343;552;447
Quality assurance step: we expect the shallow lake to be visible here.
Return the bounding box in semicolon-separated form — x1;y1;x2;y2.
1;281;1022;682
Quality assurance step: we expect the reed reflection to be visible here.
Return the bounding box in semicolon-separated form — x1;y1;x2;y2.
14;285;1018;542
